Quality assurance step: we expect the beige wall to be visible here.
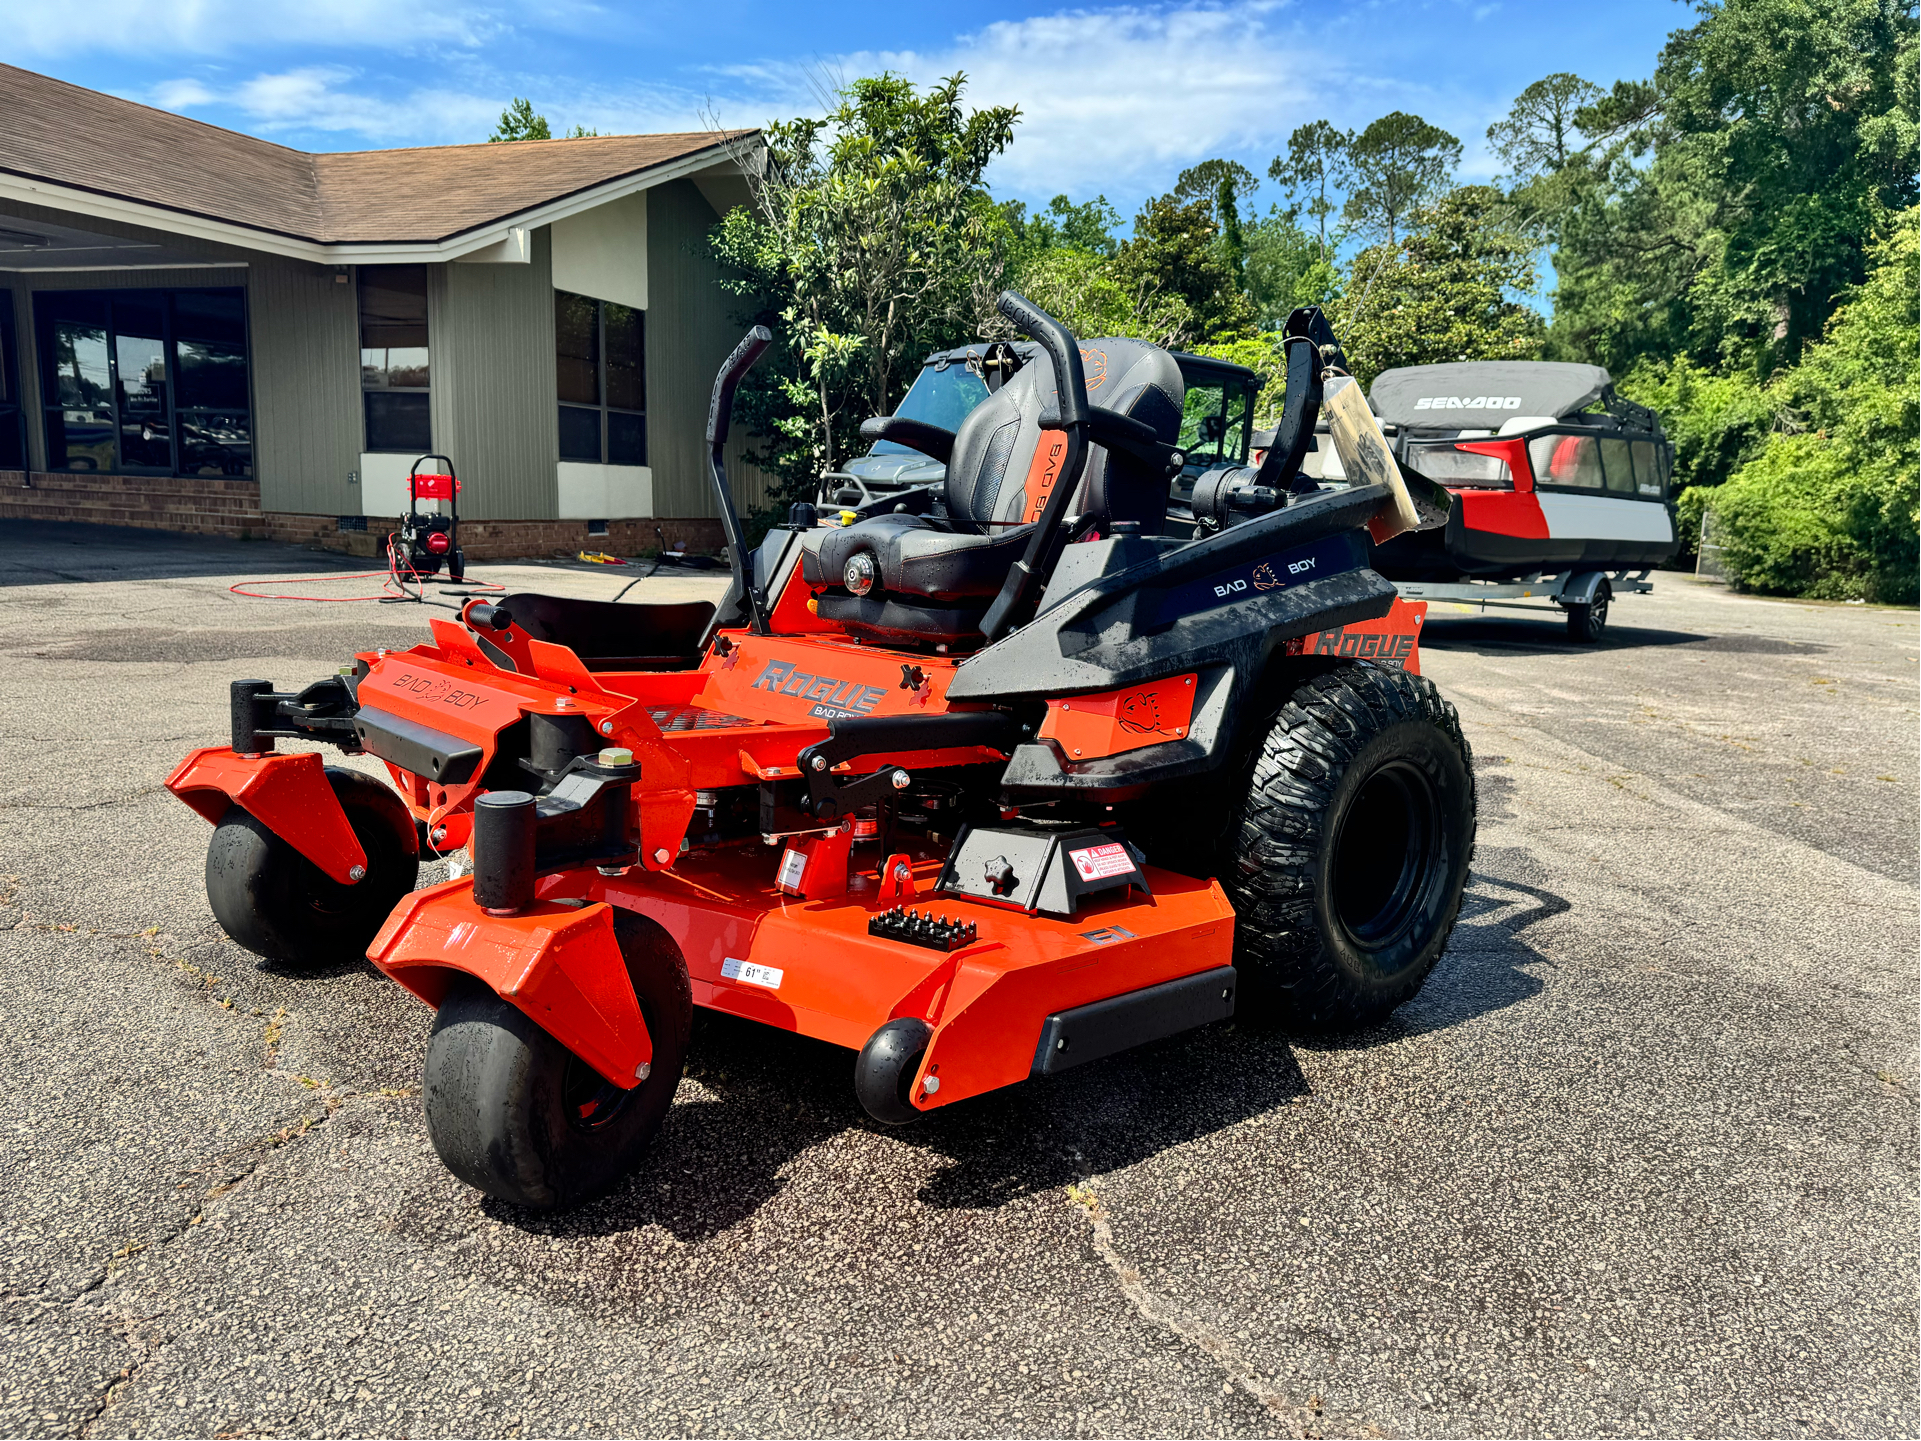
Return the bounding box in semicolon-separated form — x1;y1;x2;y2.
551;191;647;311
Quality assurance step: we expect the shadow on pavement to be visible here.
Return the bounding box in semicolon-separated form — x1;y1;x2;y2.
0;520;374;587
497;866;1569;1241
1418;614;1710;654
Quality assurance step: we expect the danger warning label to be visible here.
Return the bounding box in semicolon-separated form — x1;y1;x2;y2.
1068;842;1134;881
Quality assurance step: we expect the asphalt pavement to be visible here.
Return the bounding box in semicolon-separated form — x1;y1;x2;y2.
1;521;1914;1438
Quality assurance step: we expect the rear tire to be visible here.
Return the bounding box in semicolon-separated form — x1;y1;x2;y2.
422;911;692;1210
1564;582;1610;642
1224;663;1476;1030
205;767;417;967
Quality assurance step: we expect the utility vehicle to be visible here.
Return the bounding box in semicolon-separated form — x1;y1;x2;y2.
167;297;1477;1210
825;341;1265;535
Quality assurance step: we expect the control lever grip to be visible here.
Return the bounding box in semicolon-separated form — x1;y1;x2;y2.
995;291;1088;428
706;325;773;446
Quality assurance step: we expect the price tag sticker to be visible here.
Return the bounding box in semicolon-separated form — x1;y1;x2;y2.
720;957;784;990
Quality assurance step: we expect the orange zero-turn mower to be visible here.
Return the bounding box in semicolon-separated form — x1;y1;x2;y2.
167;294;1476;1210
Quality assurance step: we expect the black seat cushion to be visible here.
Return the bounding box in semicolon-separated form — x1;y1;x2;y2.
803;513;1033;601
1069;340;1184;532
497;592;714;670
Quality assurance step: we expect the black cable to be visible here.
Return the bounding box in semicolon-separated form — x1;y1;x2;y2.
608;525;671;603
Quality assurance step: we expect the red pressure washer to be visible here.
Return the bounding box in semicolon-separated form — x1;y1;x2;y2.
401;455;465;582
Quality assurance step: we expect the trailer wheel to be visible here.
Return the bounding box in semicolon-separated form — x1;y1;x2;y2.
1564;582;1611;642
1224;663;1475;1031
422;911;692;1211
205;767;417;968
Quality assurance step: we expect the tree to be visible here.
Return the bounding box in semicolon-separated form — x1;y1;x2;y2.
1325;186;1545;387
1542;0;1918;375
1268;120;1350;259
1016;246;1194;349
1242;206;1340;330
1111;195;1256;343
1487;73;1604;181
998;193;1121;277
1341;112;1462;246
709;73;1018;498
1699;209;1918;602
1174;159;1259;286
488;98;599;142
490;98;551;142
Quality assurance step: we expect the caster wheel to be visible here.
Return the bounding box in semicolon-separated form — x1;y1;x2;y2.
854;1017;933;1124
423;911;692;1210
205;767;417;967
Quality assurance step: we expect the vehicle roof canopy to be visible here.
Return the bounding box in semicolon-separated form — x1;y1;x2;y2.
918;341;1258;385
1370;361;1613;428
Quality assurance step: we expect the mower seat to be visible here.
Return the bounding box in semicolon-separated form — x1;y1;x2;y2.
802;338;1183;645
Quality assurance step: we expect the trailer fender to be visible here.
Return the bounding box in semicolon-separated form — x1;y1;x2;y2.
1557;571;1610;607
166;747;372;885
368;880;653;1089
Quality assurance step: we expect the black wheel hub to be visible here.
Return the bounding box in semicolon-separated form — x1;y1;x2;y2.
561;1053;640;1133
1328;760;1443;957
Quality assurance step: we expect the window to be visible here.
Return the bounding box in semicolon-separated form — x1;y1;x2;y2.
35;287;252;476
1599;436;1637;496
1405;439;1511;488
873;363;989;452
360;266;431;452
1178;378;1254;469
1528;432;1605;490
1630;439;1664;498
556;290;645;466
0;302;24;470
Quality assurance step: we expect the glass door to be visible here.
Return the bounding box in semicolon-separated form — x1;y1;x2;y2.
111;293;172;472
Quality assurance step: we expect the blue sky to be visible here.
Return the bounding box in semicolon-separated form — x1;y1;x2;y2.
4;0;1692;223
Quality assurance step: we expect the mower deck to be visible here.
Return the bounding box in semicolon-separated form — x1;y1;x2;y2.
370;838;1235;1113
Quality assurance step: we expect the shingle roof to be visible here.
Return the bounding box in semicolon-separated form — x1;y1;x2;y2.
0;64;754;246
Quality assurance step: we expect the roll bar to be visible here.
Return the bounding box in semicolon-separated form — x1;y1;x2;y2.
979;291;1094;643
706;326;774;635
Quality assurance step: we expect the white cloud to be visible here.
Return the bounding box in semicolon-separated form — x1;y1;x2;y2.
6;0;504;57
152;65;501;144
802;1;1490;207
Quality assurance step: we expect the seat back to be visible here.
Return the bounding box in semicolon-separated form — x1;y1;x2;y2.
1069;339;1184;532
942;359;1055;534
942;338;1184;535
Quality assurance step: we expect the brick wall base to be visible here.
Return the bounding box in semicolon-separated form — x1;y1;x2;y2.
0;471;724;560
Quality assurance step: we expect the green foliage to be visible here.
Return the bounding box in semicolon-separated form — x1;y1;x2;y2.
1243;206;1341;331
1111;195;1256;343
1014;246;1194;348
1268;120;1349;257
709;72;1018;502
1702;211;1918;602
1541;0;1918;376
489;98;551;142
1325;186;1545;387
1342;112;1462;246
999;193;1121;274
1617;356;1774;494
488;98;598;142
1174;160;1260;288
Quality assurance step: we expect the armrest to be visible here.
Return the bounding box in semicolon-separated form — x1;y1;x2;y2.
1087;405;1184;473
858;416;956;465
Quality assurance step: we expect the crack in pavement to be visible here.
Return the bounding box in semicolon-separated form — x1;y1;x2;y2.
1065;1184;1337;1438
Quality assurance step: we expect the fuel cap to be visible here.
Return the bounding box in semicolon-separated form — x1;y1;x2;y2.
843;552;878;597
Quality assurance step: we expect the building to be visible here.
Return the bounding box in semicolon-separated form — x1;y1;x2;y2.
0;63;770;557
